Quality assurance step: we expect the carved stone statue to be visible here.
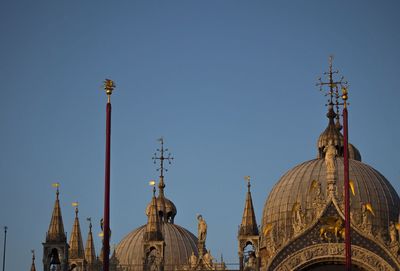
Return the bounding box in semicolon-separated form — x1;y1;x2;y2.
266;224;277;254
389;221;398;244
197;215;207;243
189;252;197;268
361;204;373;235
245;252;257;271
292;203;305;234
324;140;337;172
203;250;213;266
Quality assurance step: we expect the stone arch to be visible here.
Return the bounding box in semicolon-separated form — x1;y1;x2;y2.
274;244;394;271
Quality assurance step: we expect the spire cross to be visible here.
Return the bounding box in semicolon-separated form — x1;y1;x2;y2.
152;137;174;178
244;176;251;191
31;249;35;261
316;55;348;107
86;217;92;231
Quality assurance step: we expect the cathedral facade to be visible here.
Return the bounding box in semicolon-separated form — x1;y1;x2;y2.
37;62;400;271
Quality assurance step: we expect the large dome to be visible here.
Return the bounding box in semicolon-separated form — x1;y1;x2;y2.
262;158;400;241
116;222;198;270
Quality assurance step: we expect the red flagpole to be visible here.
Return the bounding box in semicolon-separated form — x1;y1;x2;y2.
102;79;115;271
342;89;351;270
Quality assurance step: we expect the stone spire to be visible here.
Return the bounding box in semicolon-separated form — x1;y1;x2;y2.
30;250;36;271
144;186;163;242
85;218;96;265
69;203;85;259
143;184;166;271
238;177;260;271
46;185;67;242
239;176;259;236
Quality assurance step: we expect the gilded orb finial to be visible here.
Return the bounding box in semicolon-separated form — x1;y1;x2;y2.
103;79;116;103
342;86;349;108
149;180;156;195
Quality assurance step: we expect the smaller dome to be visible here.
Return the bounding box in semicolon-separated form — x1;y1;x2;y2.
116;223;199;270
317;105;361;162
317;105;344;158
146;196;177;223
348;143;362;162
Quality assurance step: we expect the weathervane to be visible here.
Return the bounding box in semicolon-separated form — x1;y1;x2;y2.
316;55;348;108
152;137;174;178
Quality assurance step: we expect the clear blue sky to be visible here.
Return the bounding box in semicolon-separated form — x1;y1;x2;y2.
1;1;400;270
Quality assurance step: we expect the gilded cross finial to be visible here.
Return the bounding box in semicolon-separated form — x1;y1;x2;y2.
149;180;156;195
52;182;60;199
103;79;115;103
152;137;174;178
244;176;251;191
316;55;348;109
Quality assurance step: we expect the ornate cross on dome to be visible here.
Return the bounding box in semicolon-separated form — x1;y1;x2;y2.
316;55;348;108
152;137;174;178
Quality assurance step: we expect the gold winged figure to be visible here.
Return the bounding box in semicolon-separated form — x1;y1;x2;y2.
364;203;375;216
263;223;273;236
349;180;356;196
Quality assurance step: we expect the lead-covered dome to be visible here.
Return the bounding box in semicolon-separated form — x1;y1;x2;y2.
115;175;199;270
261;105;400;249
145;196;177;223
116;223;198;270
317;105;362;161
262;158;400;240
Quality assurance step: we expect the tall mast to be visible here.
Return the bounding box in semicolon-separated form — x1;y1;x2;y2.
102;79;115;271
2;226;7;271
342;87;351;270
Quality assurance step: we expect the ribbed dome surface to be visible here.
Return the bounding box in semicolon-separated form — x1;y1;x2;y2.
116;223;198;270
262;158;400;240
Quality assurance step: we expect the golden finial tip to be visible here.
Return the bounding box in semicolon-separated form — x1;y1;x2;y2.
72;202;79;207
103;79;115;102
149;180;156;186
341;87;348;107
